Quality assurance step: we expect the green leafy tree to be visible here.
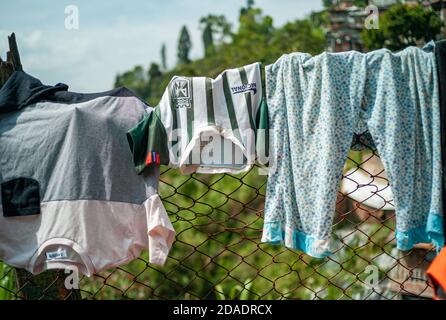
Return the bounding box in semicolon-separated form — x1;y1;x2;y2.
240;0;255;16
362;3;443;51
202;23;214;57
177;25;192;64
236;7;274;41
230;6;274;64
322;0;333;8
147;62;163;105
271;19;326;56
114;65;148;99
200;15;232;57
324;0;367;8
160;43;167;71
352;0;368;7
309;10;329;28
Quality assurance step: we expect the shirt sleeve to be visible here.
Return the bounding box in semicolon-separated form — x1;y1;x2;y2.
144;194;176;266
127;107;169;174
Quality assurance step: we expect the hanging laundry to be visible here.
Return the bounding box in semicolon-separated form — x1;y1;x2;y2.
127;63;269;175
262;43;444;258
435;39;446;246
427;40;446;300
0;71;175;276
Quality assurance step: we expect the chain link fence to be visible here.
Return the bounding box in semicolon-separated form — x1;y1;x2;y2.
0;136;437;300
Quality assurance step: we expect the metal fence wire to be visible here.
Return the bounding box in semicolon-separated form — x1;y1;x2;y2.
0;134;438;300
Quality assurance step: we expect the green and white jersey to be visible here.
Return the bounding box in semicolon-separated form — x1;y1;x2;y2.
128;62;269;174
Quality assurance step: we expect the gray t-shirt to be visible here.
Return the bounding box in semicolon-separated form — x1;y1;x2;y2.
0;71;175;276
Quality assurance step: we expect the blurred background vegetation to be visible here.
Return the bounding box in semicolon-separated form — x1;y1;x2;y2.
1;0;444;300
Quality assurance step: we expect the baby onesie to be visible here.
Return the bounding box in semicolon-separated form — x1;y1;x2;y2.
127;62;269;174
262;43;444;257
0;71;175;276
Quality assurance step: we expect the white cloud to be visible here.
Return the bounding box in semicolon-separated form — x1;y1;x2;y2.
21;30;42;49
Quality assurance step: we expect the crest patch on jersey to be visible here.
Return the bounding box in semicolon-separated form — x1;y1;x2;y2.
172;78;192;109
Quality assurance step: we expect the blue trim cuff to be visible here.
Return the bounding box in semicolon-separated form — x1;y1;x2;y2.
396;213;444;253
261;221;332;258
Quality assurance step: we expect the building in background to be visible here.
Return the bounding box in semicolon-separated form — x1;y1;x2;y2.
326;1;367;52
325;0;445;52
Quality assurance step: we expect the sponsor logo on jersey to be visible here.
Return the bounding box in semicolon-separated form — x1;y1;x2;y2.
231;82;257;95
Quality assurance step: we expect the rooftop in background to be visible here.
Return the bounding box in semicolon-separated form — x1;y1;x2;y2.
326;0;446;52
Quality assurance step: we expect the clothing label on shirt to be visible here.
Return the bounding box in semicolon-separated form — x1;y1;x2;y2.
46;249;68;260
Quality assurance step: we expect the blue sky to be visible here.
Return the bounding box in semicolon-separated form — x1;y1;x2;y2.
0;1;323;92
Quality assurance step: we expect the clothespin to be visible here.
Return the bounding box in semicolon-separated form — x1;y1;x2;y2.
0;56;14;88
0;32;22;88
8;33;22;71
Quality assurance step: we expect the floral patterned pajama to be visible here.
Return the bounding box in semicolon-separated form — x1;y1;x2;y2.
262;42;444;257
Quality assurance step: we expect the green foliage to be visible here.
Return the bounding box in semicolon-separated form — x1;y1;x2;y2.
178;25;192;64
323;0;367;9
352;0;368;7
309;10;329;28
230;7;274;63
114;65;149;99
322;0;333;9
362;3;443;51
202;23;214;57
271;19;326;56
200;14;232;57
200;15;232;45
0;262;15;300
215;279;255;300
240;0;255;17
147;63;162;106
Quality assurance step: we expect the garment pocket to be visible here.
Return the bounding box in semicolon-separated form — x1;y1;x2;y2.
1;178;41;217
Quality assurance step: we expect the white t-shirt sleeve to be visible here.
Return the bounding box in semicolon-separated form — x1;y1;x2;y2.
144;194;175;265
